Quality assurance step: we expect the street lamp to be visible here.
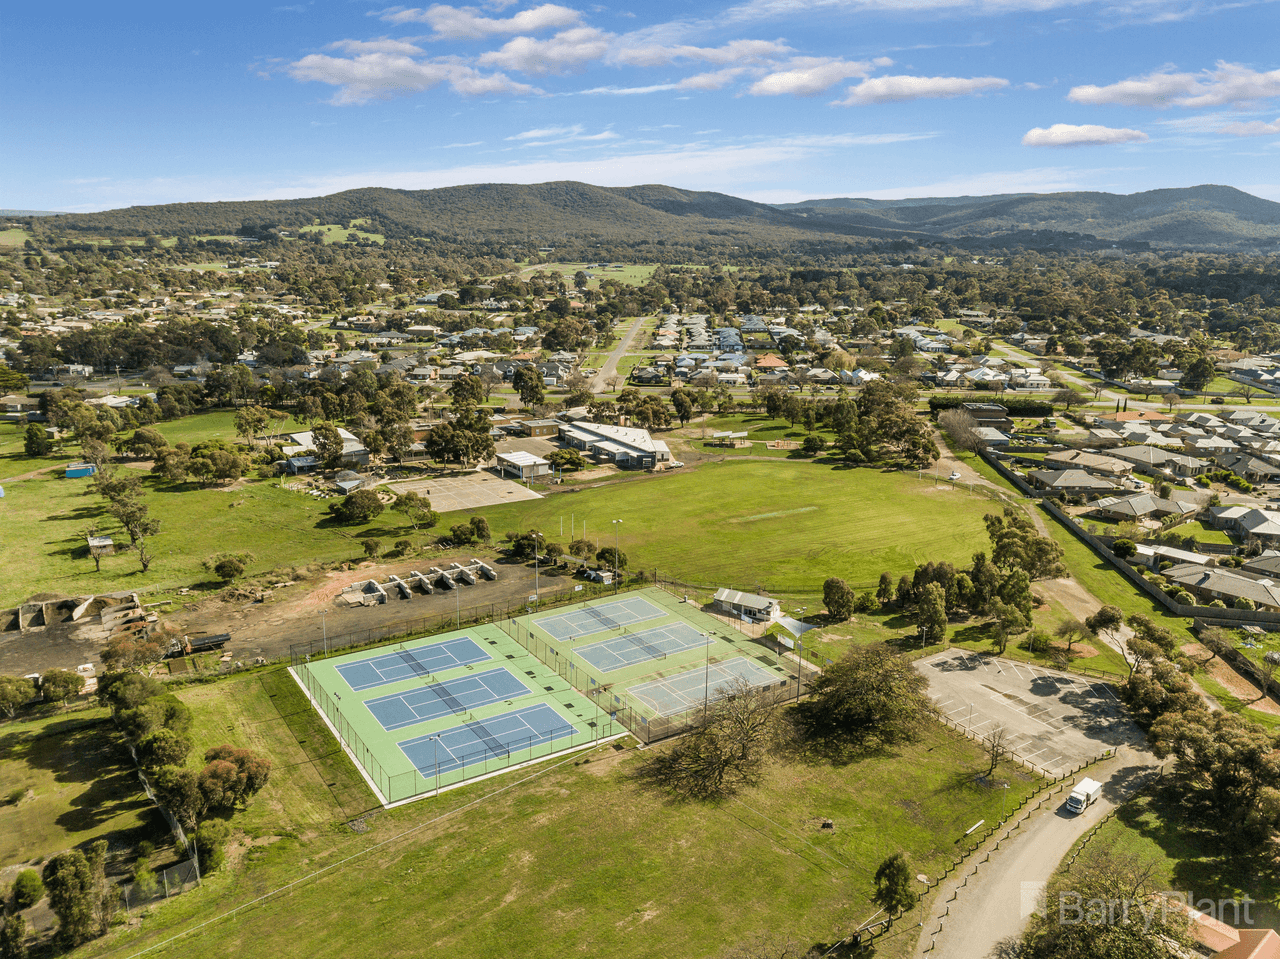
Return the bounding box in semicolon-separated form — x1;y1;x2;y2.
611;519;622;593
967;702;974;731
320;608;328;656
1002;783;1010;821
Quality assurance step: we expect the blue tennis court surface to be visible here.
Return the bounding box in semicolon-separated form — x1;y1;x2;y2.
629;657;784;717
534;595;666;642
398;703;578;776
365;667;531;731
336;637;491;691
576;621;711;673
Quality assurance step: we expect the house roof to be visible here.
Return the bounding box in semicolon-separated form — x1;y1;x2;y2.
1027;469;1118;490
714;587;778;612
1165;563;1280;607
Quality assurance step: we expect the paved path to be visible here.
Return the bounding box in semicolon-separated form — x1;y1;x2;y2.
590;315;645;393
916;750;1162;958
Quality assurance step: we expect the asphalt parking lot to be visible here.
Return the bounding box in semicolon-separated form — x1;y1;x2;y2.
918;649;1146;777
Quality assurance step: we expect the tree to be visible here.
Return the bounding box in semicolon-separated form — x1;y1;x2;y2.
1020;848;1194;958
938;408;984;454
214;557;244;582
233;405;271;444
392;491;439;531
100;633;169;672
12;869;43;909
984;507;1066;580
329;489;384;524
512;365;545;407
153;766;205;830
873;852;916;914
310;421;345;469
469;515;491;543
985;724;1010;774
1085;605;1124;653
915;581;949;645
823;577;855;621
201;744;272;806
0;676;34;718
991;601;1028;654
1052;388;1083;411
1054;617;1092;656
137;728;192;770
796;644;932;748
42;850;95;947
801;434;827;455
362;539;381;559
548;448;586;471
194;819;232;873
1198;625;1232;664
39;669;85;706
568;539;593;559
596;546;627;570
876;571;896;606
22;423;50;457
636;678;785;799
671;389;694;426
0;915;28;959
1180;355;1216;392
1111;538;1137;559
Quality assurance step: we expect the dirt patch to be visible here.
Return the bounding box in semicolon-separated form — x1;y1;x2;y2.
1035;576;1103;622
1188;645;1280;715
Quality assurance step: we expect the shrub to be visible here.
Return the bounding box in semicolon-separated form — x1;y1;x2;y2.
1207;600;1227;609
1026;629;1052;653
193;820;231;873
394;539;413;555
1236;597;1256;610
1174;590;1196;606
12;869;44;909
853;591;877;614
213;557;244;582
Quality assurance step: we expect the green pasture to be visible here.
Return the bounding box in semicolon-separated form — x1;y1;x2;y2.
0;228;31;248
297;223;386;246
0;707;167;866
479;460;998;601
78;661;1040;959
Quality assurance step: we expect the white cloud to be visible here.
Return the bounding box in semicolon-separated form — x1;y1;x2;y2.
610;38;791;68
477;26;611;73
1069;62;1280;109
288;52;539;103
327;38;426;56
577;68;750;96
1022;123;1150;146
505;123;619;145
749;57;882;97
1219;118;1280;136
835;74;1008;105
378;3;582;38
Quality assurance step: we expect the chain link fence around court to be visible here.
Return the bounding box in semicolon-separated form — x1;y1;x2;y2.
495;587;819;745
291;652;627;805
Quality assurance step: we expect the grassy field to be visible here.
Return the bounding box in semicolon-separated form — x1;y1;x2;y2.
0;465;413;607
296;223;386;245
481;460;998;601
0;228;31;248
76;663;1041;959
1038;505;1197;645
0;707;168;866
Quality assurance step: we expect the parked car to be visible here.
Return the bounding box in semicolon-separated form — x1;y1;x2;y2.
948;471;962;481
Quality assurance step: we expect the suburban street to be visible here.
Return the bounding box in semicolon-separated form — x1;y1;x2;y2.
589;314;646;393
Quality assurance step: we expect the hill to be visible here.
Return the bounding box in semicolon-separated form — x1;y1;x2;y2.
776;185;1280;249
21;182;1280;252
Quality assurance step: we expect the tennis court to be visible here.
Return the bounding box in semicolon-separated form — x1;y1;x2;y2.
364;667;531;731
575;621;711;673
291;621;620;806
628;657;783;717
336;636;491;691
534;595;666;642
399;703;578;777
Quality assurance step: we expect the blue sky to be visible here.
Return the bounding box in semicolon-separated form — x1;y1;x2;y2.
5;0;1280;211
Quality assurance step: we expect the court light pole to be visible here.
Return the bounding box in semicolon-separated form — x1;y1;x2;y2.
533;532;543;603
320;608;328;656
431;736;440;796
611;519;622;594
702;632;710;720
968;702;974;731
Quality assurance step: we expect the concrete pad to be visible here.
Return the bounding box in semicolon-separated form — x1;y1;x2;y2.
917;649;1146;778
386;471;543;513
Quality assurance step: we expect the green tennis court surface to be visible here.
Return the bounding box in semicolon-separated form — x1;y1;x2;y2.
503;587;801;737
291;623;620;806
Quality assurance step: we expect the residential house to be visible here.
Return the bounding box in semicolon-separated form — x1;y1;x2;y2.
1026;469;1119;495
1043;449;1133;477
1163;563;1280;611
1215;453;1280;483
1091;493;1198;521
1110;445;1210;478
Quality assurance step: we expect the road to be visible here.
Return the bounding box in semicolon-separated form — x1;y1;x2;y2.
917;750;1162;958
590;315;645;393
